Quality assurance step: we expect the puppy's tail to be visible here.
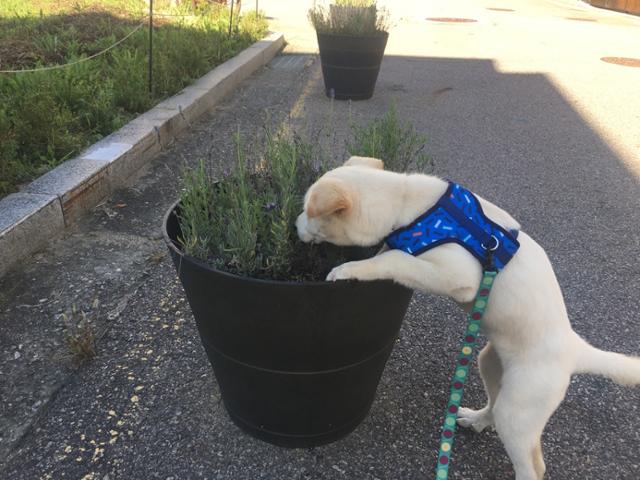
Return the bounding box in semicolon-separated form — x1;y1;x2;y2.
574;337;640;386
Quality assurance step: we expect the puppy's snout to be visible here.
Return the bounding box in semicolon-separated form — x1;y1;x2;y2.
296;212;313;243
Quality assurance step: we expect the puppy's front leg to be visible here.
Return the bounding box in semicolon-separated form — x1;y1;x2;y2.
327;249;479;303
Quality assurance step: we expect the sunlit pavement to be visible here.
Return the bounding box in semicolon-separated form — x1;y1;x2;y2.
264;0;640;175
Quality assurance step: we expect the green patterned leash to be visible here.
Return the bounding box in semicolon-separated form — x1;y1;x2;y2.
435;269;498;480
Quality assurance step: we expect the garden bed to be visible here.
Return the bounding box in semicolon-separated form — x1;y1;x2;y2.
0;0;267;197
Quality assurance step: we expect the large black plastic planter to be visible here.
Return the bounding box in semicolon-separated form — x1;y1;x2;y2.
163;202;412;447
317;32;389;101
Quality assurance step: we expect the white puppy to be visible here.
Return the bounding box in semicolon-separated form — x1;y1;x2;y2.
296;156;640;480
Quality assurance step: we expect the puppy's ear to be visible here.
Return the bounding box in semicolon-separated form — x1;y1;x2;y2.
343;156;384;170
306;178;353;218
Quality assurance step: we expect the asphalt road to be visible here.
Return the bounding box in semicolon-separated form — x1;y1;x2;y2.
1;0;639;478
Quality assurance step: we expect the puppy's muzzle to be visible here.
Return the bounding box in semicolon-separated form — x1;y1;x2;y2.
296;213;314;243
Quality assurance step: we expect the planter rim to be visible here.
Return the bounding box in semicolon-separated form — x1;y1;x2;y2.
315;30;389;39
163;199;397;289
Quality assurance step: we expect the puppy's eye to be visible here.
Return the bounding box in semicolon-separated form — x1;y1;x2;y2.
334;207;349;217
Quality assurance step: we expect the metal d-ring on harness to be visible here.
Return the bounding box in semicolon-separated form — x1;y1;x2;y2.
383;182;520;480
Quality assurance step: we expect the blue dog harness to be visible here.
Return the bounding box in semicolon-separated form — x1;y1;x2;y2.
385;182;519;271
384;181;521;479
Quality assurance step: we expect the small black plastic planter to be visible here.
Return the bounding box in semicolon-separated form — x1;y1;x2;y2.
317;31;389;101
310;3;390;101
163;201;412;447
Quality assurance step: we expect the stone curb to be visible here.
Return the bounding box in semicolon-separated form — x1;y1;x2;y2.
0;32;284;278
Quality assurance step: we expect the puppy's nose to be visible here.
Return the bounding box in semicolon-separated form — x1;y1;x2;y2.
296;213;313;243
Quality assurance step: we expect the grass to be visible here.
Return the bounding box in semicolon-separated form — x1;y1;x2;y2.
177;105;433;282
0;0;268;197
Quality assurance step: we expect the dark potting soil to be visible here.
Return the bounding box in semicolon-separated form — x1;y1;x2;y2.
204;241;380;283
286;242;379;283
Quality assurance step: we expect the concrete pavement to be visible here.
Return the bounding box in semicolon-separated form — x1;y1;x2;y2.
1;0;639;478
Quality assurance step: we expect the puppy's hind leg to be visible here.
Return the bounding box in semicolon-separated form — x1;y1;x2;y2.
458;343;502;432
492;365;570;480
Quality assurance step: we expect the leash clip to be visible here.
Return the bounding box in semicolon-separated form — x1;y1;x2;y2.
483;249;497;272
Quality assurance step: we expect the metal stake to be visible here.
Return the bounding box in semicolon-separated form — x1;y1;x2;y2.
148;0;153;93
229;0;235;37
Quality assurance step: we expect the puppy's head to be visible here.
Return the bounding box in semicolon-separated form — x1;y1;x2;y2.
296;156;394;247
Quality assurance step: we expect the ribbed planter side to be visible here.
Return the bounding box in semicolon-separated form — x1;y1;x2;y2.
163;202;413;447
317;32;388;101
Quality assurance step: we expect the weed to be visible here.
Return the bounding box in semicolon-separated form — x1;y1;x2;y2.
61;301;98;364
0;291;7;312
147;250;167;264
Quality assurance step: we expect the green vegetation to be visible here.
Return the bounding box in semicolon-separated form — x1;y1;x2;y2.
348;104;432;172
0;0;268;197
308;1;389;36
177;105;432;282
178;129;329;281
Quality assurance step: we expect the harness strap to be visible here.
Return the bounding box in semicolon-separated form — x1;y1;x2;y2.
385;182;520;271
435;269;497;480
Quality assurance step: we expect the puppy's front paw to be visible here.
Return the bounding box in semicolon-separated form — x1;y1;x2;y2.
326;262;361;282
457;407;493;433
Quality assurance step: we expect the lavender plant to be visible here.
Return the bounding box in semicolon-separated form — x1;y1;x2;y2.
177;105;431;281
178;128;329;280
348;103;432;173
308;1;389;36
